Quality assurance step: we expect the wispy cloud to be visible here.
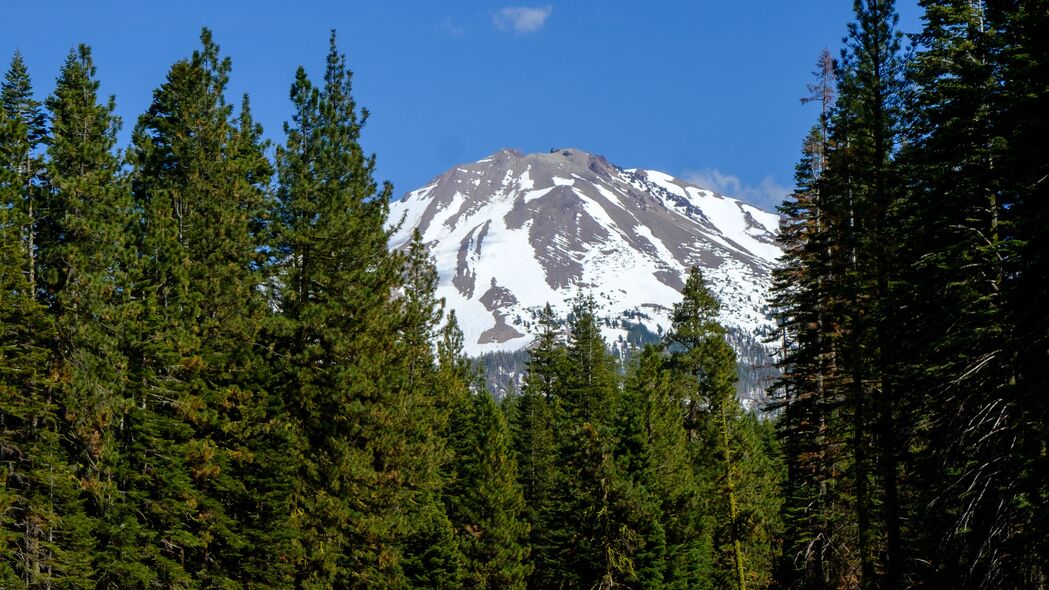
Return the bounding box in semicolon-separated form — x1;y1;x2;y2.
493;6;553;34
684;168;790;210
442;17;465;37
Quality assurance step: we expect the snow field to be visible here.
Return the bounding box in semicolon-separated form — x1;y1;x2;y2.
389;151;783;356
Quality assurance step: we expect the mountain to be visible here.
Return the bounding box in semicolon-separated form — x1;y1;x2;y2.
389;148;782;401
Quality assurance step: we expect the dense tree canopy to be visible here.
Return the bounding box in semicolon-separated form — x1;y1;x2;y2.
771;1;1048;588
1;3;1046;587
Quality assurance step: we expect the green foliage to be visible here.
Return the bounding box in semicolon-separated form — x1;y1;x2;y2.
0;5;1044;587
36;45;140;589
447;377;530;589
2;28;779;590
0;202;95;590
400;246;463;590
123;29;290;588
273;31;456;589
892;1;1019;585
1003;1;1049;585
505;304;562;589
624;346;707;590
771;1;1049;588
667;267;785;590
551;294;640;589
1;50;97;590
768;50;856;589
1;51;47;302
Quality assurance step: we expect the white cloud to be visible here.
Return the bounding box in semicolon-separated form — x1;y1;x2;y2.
493;6;552;34
684;168;790;210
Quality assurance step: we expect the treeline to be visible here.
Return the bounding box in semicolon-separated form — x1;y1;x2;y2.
503;278;782;589
480;324;776;405
0;29;786;589
0;29;469;588
770;0;1047;588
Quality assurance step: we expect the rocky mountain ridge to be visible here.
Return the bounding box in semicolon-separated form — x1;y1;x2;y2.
389;147;782;398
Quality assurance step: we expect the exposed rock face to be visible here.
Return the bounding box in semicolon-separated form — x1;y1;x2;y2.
389;147;781;369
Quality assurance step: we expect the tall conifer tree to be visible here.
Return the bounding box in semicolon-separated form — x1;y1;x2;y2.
550;294;651;589
507;304;562;589
1000;0;1049;584
1;51;47;293
274;31;440;589
769;50;855;588
667;267;748;590
896;1;1020;585
124;29;283;587
38;44;134;590
445;360;530;589
0;185;92;590
817;2;906;583
0;50;96;590
397;234;463;590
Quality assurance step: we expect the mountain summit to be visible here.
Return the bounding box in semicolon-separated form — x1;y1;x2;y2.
389;147;781;370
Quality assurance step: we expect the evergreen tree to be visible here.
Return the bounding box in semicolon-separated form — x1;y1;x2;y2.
895;1;1019;585
37;44;134;590
769;50;854;589
729;412;784;590
834;2;907;583
767;2;1049;588
124;29;287;588
772;2;908;585
446;371;530;590
1;51;47;294
506;304;562;590
398;234;463;590
216;93;299;589
0;196;93;590
550;294;651;589
0;50;96;590
40;43;130;481
647;341;716;589
273;31;437;589
1000;0;1049;585
622;346;698;589
667;267;748;590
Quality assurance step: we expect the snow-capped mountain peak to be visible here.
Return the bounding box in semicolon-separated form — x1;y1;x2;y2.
390;147;780;364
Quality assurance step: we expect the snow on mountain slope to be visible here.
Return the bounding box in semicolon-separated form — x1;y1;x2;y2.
389;148;781;362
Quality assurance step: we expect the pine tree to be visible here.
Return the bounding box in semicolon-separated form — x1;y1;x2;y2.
506;303;562;589
273;31;435;589
1;50;97;590
769;50;854;589
36;44;137;590
813;2;907;584
124;29;286;587
40;43;131;485
622;346;702;589
397;234;463;590
215;93;299;589
446;370;530;590
999;0;1049;584
895;1;1019;585
667;267;748;590
730;412;784;590
0;197;92;590
0;200;40;588
1;51;47;294
549;294;652;590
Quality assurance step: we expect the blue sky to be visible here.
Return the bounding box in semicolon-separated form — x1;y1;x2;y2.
3;1;923;210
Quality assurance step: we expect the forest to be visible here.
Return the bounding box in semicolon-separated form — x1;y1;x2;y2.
0;0;1046;588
